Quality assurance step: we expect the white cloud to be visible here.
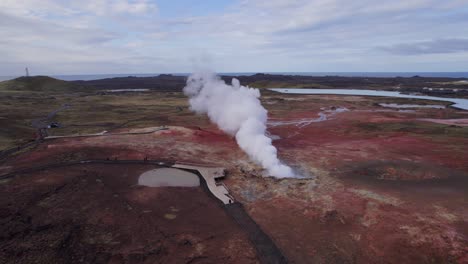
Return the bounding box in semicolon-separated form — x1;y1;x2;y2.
79;0;157;16
0;0;467;75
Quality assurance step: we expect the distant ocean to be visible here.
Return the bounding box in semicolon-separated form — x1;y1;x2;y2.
1;72;468;81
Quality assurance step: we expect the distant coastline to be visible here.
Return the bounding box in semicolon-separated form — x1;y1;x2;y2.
1;72;468;82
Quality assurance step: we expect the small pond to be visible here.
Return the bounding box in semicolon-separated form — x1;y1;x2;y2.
138;168;200;187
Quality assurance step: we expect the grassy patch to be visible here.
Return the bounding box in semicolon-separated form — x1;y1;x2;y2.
0;76;86;92
0;87;204;149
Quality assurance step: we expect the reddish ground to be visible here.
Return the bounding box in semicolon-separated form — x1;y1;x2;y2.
1;94;467;263
0;164;258;263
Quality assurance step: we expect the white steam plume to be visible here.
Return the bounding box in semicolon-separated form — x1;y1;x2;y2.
184;71;294;178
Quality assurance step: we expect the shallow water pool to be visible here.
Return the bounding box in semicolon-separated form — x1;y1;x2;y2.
138;168;200;187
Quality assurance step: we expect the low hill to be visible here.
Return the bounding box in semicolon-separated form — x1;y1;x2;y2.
72;74;187;91
0;76;81;92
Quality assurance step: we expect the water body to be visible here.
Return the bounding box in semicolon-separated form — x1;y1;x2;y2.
267;72;468;78
105;89;149;92
1;72;468;81
138;168;200;187
379;103;445;109
268;107;349;128
270;88;468;111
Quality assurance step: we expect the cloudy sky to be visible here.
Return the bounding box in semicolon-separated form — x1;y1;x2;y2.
1;0;468;75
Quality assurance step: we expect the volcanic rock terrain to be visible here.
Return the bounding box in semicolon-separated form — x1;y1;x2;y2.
0;76;467;263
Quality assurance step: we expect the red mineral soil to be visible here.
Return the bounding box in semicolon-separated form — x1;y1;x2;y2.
418;118;468;126
1;94;467;263
0;164;258;264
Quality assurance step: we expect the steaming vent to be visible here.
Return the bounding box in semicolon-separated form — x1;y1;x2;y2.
184;72;294;178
